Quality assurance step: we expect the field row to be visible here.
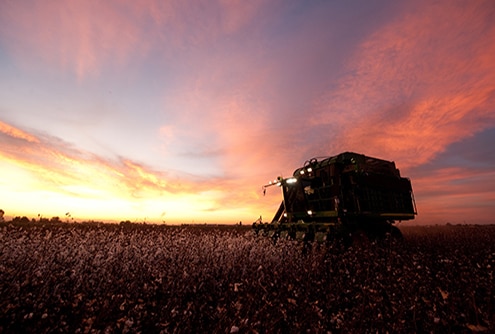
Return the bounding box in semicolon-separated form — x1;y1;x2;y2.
1;223;494;333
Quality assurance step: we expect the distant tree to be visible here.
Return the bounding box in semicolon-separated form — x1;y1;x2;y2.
13;216;30;224
120;220;134;228
0;209;4;223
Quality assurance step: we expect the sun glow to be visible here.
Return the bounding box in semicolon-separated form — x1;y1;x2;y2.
0;152;246;224
0;169;236;224
1;1;494;225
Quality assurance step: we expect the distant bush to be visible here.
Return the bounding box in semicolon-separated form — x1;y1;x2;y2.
11;216;31;224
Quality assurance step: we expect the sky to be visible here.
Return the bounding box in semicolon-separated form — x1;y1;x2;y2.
1;0;494;225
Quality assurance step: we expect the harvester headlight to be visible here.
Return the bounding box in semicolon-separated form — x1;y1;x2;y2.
307;210;313;216
307;167;313;173
286;177;297;184
299;170;305;175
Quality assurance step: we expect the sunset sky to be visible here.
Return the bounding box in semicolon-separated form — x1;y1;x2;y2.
1;0;494;224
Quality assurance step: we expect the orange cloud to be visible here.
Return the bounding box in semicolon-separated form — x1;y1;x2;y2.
412;166;495;224
0;120;39;143
0;120;268;223
310;0;495;168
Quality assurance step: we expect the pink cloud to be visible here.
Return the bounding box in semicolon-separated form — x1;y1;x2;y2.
412;167;495;224
0;0;272;80
218;0;268;34
0;1;150;79
310;0;495;168
0;1;224;79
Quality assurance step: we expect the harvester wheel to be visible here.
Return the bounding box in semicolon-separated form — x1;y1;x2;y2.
389;225;403;240
303;225;316;243
288;227;296;240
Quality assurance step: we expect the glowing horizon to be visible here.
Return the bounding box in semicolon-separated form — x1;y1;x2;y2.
1;0;495;224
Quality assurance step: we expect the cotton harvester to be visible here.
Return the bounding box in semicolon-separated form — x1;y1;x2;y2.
253;152;417;241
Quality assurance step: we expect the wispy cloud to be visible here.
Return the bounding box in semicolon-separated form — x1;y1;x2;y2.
1;0;494;224
0;119;269;222
0;120;39;143
0;120;192;197
412;166;495;224
0;0;272;80
1;1;148;80
310;1;495;168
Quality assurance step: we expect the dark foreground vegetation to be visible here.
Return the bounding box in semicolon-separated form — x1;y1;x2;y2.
1;221;494;333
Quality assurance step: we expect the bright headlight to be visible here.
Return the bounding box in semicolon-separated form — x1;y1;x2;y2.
286;177;297;184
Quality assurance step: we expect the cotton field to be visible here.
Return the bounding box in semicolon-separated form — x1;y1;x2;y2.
0;222;494;333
